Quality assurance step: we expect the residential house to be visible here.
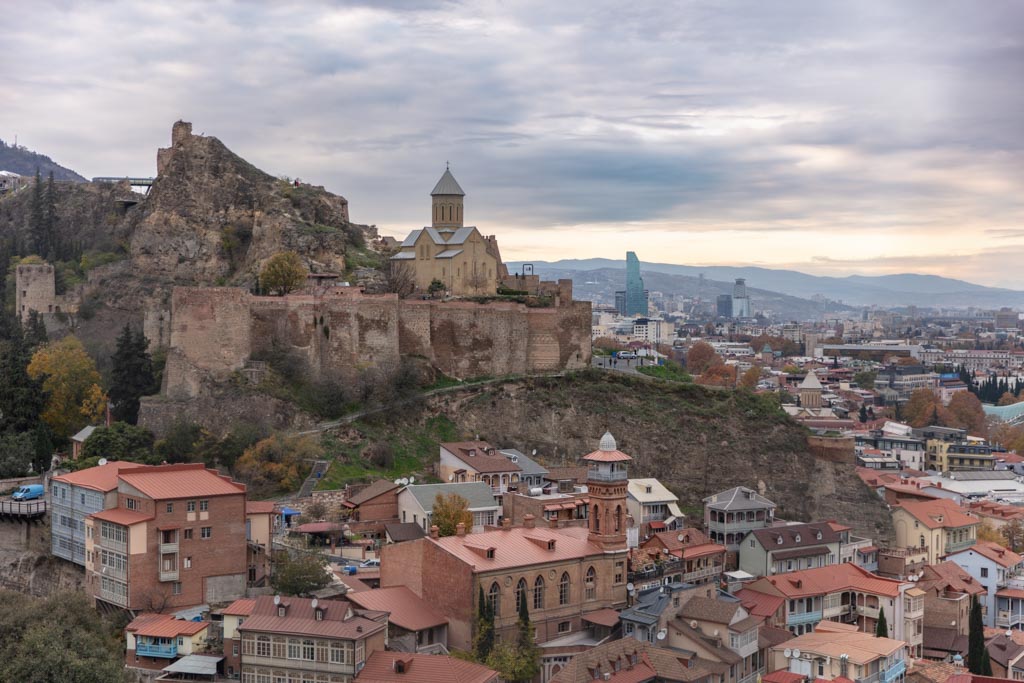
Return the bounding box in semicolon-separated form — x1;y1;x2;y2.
916;561;984;659
966;501;1024;530
620;582;715;645
438;441;522;494
245;501;274;587
51;461;150;567
984;632;1024;679
502;488;589;529
84;463;249;612
125;613;210;671
829;521;878;569
548;637;719;683
628;478;685;537
742;563;923;657
704;487;777;567
891;499;979;565
667;596;772;683
381;432;631;650
397;482;499;533
499;448;549;489
739;522;842;577
636;530;727;588
238;595;388;683
946;541;1024;628
383;522;426;544
768;621;908;683
346;586;449;654
342;479;401;540
356;651;498;683
734;589;787;629
69;424;98;459
221;597;256;679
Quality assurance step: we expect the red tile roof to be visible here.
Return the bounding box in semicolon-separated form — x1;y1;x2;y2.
918;561;986;596
126;613;209;638
960;541;1023;568
735;588;786;619
427;525;605;572
118;463;245;500
345;587;447;632
357;651;498;683
246;501;276;514
239;595;385;641
642;528;710;551
583;608;622;628
680;543;727;560
54;461;151;492
746;563;903;599
221;598;256;617
581;449;633;463
762;672;806;683
896;498;978;530
441;442;521;474
90;507;153;525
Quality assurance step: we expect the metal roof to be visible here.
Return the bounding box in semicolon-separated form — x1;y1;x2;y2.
162;655;223;676
403;482;499;511
431;168;465;196
703;486;776;511
498;449;549;477
435;249;464;259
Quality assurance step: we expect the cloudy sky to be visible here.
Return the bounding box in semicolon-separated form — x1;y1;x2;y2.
4;1;1023;286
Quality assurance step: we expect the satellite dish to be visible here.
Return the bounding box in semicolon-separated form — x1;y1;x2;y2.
311;598;318;610
273;595;281;606
394;479;403;485
657;629;667;641
532;449;537;456
401;478;409;485
98;458;108;466
784;649;792;658
449;474;455;482
793;649;802;659
690;620;699;629
626;583;635;593
678;534;685;542
713;629;720;637
409;476;415;483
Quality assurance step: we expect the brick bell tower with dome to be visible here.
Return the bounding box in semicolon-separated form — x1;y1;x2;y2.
582;431;632;552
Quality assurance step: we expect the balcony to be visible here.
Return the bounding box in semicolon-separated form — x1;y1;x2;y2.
997;610;1024;629
683;565;723;583
904;599;924;618
945;537;975;555
159;542;179;555
135;642;178;658
738;666;767;683
823;602;850;619
99;564;126;581
787;609;823;626
159;569;179;582
857;660;907;683
99;586;128;607
857;605;881;619
98;537;126;554
587;469;627;482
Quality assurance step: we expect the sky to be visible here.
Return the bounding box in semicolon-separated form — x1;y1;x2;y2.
3;0;1023;287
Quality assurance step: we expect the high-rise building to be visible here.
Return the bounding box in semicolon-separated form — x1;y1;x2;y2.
624;252;647;316
732;278;751;318
716;294;733;318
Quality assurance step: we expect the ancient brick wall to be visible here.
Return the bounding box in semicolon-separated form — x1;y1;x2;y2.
15;264;57;321
167;287;253;397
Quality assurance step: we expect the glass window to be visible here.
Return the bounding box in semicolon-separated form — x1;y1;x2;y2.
200;500;209;512
533;576;545;610
201;527;212;539
187;501;196;512
585;566;596;600
559;573;570;605
166;503;173;513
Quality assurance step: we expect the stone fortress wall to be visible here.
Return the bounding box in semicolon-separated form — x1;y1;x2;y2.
162;285;592;399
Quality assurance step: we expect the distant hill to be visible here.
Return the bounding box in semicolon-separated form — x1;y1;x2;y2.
509;258;1024;309
0;139;86;182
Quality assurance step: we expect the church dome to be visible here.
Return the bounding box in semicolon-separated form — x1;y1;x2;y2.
599;431;617;452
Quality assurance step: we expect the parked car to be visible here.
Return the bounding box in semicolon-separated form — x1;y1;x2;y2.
12;484;45;501
617;351;637;359
360;558;380;568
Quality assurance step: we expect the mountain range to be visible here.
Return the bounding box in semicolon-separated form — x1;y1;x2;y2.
0;139;86;182
507;258;1024;310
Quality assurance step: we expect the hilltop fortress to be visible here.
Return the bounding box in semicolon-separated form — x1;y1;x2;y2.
157;168;591;408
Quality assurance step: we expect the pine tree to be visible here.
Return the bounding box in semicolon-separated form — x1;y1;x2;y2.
968;595;986;674
0;323;47;436
109;325;155;424
23;310;48;349
875;607;888;638
43;171;57;261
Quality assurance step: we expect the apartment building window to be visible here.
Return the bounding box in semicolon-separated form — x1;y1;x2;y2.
184;528;193;540
256;636;271;657
201;527;212;539
187;501;196;512
330;641;353;665
126;498;138;511
172;582;182;595
184;556;192;569
558;621;571;634
982;568;989;578
165;503;173;513
615;561;624;584
200;500;209;512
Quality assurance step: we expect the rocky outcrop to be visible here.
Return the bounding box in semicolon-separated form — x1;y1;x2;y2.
423;372;892;542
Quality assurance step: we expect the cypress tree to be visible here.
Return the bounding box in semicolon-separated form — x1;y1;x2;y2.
29;169;44;256
968;595;986;674
43;171;57;261
109;325;155;424
981;648;993;676
875;607;888;638
473;586;495;662
859;404;868;423
515;588;541;682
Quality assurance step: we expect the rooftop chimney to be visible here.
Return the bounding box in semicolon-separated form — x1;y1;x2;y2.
549;517;559;529
524;513;536;529
502;517;512;529
430;525;439;539
456;522;466;537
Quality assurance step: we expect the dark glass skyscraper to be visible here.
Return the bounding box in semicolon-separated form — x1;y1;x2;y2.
624;251;647;316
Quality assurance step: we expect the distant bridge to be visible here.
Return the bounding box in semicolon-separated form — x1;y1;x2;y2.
0;500;47;521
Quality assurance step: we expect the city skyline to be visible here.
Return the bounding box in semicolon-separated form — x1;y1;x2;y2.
2;1;1021;286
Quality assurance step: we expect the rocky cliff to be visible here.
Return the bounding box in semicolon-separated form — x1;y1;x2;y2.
327;371;893;542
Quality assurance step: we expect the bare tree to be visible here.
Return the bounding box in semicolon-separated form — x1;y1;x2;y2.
383;259;416;298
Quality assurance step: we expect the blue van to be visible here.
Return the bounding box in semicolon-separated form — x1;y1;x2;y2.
12;484;45;501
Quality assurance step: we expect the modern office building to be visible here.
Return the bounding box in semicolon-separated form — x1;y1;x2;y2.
623;251;648;316
732;278;751;318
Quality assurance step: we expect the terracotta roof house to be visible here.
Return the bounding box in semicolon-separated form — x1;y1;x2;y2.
892;498;979;565
739;522;843;577
549;637;718;683
946;541;1024;629
438;441;523;494
768;621;908;683
356;651;498;683
124;613;210;671
238;595;388;682
346;586;448;653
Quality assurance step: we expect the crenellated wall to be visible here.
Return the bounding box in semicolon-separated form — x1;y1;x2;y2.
163;286;591;398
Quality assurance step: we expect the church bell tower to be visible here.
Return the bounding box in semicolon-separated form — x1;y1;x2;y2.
431;165;465;230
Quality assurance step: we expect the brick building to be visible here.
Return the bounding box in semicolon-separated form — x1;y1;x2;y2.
84;463;249;612
238;595;388;683
380;432;632;651
342;479;400;540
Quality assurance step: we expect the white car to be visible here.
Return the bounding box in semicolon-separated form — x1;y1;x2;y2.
618;352;637;359
360;558;381;568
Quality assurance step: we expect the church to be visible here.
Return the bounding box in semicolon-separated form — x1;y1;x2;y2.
390;167;508;296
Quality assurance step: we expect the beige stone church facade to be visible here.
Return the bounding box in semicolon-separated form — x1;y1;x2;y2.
391;168;507;296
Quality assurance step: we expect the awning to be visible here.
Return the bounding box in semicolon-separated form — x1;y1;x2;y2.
280;507;301;517
664;515;678;528
543;504;561;512
162;654;223;676
649;521;667;530
561;502;577;510
582;608;621;628
667;502;685;519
